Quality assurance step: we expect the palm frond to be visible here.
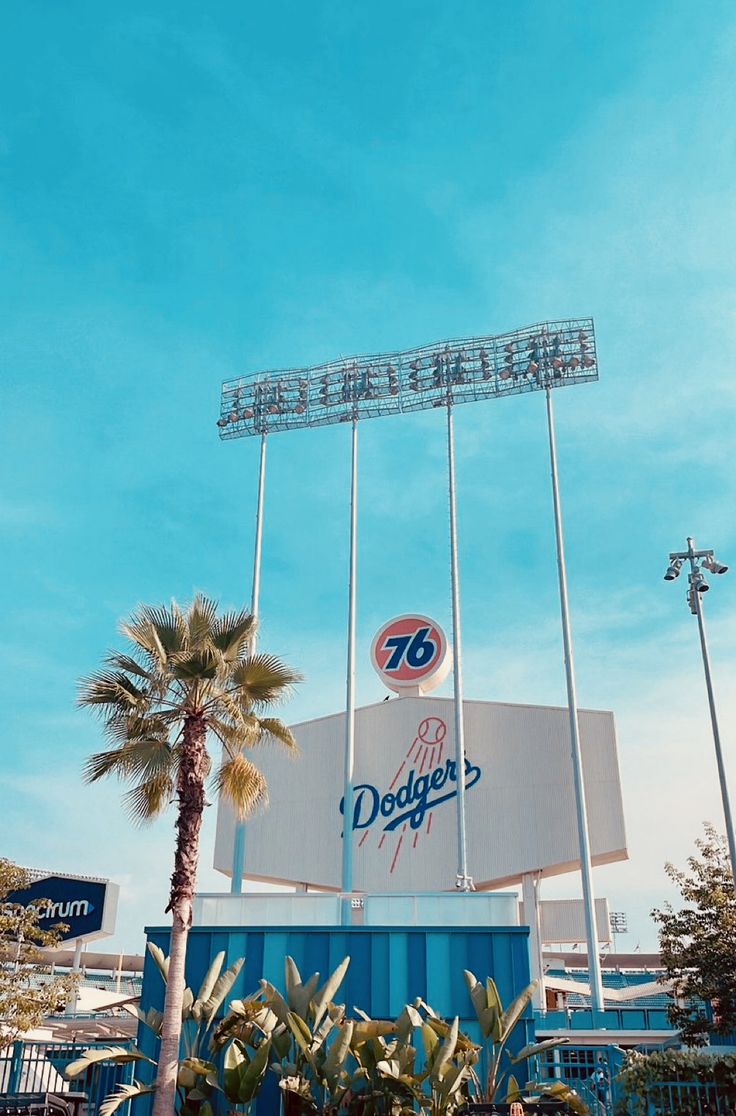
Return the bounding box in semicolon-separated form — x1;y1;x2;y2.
170;647;222;682
186;593;220;649
208;714;261;757
85;736;176;784
78;671;149;713
84;747;131;784
213;754;268;819
257;717;298;753
104;651;154;682
123;772;176;824
102;712;174;747
122;601;187;664
230;655;303;707
212;608;257;662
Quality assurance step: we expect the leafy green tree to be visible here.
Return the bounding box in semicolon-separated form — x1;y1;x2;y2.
79;595;300;1116
652;823;736;1045
0;859;79;1046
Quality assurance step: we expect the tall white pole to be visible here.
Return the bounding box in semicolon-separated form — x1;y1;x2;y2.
545;387;604;1016
446;401;472;891
231;430;268;894
688;540;736;877
341;417;359;921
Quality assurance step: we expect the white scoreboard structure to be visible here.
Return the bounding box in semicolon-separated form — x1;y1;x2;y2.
214;692;627;894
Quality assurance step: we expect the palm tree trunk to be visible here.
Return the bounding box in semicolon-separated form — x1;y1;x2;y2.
152;714;208;1116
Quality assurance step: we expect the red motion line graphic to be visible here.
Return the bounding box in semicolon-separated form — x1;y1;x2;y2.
357;718;446;873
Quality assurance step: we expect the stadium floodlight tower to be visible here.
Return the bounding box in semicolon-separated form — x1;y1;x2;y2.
217;318;604;1010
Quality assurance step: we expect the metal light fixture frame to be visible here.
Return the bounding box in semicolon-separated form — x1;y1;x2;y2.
217;318;598;438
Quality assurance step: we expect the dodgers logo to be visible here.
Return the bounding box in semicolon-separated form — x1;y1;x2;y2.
340;716;482;874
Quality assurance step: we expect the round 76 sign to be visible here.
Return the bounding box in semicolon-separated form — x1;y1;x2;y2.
371;614;452;695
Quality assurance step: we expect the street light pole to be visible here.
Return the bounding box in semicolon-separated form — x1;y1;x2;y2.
666;538;736;878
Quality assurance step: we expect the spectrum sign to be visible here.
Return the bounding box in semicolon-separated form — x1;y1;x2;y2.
370;614;452;695
3;874;118;943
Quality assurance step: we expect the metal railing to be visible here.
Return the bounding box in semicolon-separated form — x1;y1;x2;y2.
534;1043;626;1115
623;1079;735;1115
0;1041;134;1116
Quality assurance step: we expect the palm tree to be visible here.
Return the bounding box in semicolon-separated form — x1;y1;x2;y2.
79;595;301;1116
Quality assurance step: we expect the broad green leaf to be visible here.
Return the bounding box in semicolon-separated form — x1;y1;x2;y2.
443;1061;470;1098
285;955;303;1003
421;1022;439;1064
311;955;350;1028
311;1011;337;1051
486;977;503;1016
286;1011;313;1055
425;1017;478;1054
180;1057;217;1077
324;1020;353;1082
500;980;537;1039
239;1038;272;1099
433;1016;459;1081
504;1074;522;1102
464;970;486;1021
293;971;320;1019
147;942;170;984
192;951;225;1020
123;1004;164;1036
463;971;501;1040
202;956;245;1025
352;1019;397;1042
65;1045;153;1079
396;1004;423;1044
260;978;290;1024
510;1037;569;1064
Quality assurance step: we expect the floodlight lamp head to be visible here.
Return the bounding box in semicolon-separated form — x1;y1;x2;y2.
691;567;709;593
703;556;729;575
664;559;682;581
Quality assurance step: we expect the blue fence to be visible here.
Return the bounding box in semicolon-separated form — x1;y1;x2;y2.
0;1040;134;1116
621;1080;734;1115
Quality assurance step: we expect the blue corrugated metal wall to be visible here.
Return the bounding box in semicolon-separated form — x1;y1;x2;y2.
139;923;532;1114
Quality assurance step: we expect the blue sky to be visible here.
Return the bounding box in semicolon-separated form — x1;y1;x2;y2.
1;1;736;954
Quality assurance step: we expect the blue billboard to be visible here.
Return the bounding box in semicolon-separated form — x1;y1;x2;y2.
4;875;112;942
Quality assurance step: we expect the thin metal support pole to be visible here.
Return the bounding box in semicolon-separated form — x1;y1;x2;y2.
545;387;604;1015
446;401;472;891
65;938;83;1015
341;417;359;922
690;547;736;877
231;430;268;894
